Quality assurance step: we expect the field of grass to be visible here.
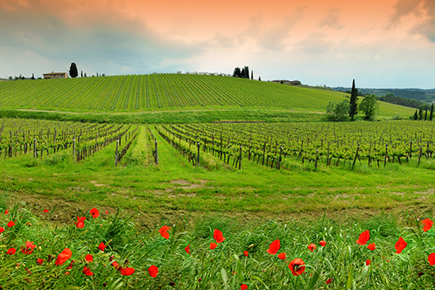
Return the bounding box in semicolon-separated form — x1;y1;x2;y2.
0;74;431;289
2;124;435;225
0;74;415;123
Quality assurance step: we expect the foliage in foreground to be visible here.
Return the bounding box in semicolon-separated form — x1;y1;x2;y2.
1;204;435;289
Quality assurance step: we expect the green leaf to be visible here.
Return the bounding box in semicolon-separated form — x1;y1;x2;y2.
307;270;320;290
221;268;228;288
346;264;353;290
251;275;270;289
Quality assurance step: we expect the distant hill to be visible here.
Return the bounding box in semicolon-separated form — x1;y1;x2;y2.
0;74;414;119
333;87;435;103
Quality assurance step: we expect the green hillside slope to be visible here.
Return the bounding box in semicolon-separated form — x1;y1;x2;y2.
0;74;414;118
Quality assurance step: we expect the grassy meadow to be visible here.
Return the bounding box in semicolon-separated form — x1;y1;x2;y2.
0;75;433;289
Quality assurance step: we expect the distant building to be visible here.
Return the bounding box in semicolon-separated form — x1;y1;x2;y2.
43;72;68;79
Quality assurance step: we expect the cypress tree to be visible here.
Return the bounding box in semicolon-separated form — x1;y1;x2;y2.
424;110;428;120
243;66;249;78
349;79;358;120
258;76;261;81
251;70;253;80
233;67;241;78
69;63;78;78
419;108;423;120
414;110;418;120
430;104;434;121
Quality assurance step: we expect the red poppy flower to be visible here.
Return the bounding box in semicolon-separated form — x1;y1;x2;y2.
213;229;225;243
288;258;305;276
367;243;376;251
7;221;15;228
308;243;316;252
98;242;106;251
210;242;217;250
90;208;99;219
121;267;135;276
319;241;326;247
277;252;286;260
428;253;435;266
240;284;248;290
4;209;9;214
356;230;370;245
267;239;280;255
6;248;16;255
159;226;171;239
37;258;44;265
75;216;86;228
244;251;249;257
55;248;72;266
0;227;4;233
83;266;93;276
366;259;371;266
185;244;190;255
21;241;36;255
111;261;120;268
395;237;407;254
85;254;93;262
66;260;74;270
422;219;434;232
325;278;332;284
43;209;49;213
105;211;108;214
148;265;158;278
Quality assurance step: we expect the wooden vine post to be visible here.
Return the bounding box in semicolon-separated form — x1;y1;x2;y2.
315;149;319;169
239;145;242;170
417;146;422;167
33;138;36;158
384;144;388;167
197;142;200;166
352;145;360;168
115;139;119;166
155;139;158;165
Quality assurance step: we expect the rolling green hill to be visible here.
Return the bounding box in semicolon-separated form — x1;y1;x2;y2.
0;74;414;121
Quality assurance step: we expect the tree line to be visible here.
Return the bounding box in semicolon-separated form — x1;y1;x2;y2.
232;66;260;81
327;79;379;121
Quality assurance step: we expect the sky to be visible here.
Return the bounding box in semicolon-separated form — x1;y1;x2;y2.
0;0;434;88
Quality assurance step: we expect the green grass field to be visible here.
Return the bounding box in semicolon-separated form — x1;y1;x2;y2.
0;75;433;289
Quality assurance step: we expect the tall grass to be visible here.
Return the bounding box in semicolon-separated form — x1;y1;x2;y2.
1;203;435;289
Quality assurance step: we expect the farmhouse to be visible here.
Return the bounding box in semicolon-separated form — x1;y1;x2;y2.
43;72;68;79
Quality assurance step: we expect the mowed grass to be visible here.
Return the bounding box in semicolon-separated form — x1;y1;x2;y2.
1;125;435;226
0;74;414;121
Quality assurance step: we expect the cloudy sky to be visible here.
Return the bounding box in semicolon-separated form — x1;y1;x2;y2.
0;0;434;88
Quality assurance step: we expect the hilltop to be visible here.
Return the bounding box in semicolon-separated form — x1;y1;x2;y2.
0;74;414;123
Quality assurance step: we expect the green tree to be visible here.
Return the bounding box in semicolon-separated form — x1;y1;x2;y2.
358;94;379;120
424;109;428;120
232;67;241;78
349;79;358;120
326;100;350;121
69;63;78;78
414;110;418;120
419;108;423;120
251;70;253;80
430;104;434;121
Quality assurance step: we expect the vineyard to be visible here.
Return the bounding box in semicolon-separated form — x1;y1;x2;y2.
0;118;138;164
0;74;414;119
156;120;435;171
